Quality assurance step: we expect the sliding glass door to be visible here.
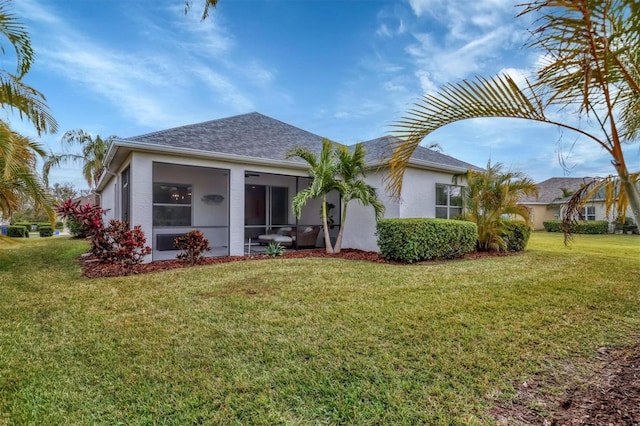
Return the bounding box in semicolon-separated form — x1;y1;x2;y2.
245;184;288;240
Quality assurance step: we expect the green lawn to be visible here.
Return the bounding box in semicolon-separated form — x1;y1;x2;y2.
0;233;638;424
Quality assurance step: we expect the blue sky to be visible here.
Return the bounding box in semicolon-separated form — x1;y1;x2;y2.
10;0;639;191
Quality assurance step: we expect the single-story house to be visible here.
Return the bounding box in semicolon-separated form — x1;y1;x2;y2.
518;177;616;230
96;112;481;261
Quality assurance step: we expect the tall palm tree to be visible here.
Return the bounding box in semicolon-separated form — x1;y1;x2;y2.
388;0;640;228
0;122;54;222
333;143;384;254
43;130;116;189
462;162;538;251
287;138;338;253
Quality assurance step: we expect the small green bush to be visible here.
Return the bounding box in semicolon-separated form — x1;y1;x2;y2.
377;218;477;263
67;217;86;237
543;220;608;234
500;221;531;252
7;226;28;238
39;226;54;237
55;221;64;230
265;241;285;257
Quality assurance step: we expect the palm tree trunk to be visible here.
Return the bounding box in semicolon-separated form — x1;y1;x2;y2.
321;196;334;254
333;202;348;254
619;169;640;227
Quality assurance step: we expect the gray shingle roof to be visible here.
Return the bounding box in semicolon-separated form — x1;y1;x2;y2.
360;136;482;171
520;177;591;203
127;112;325;165
123;112;481;171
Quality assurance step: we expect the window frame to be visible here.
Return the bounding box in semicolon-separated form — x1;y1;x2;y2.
582;205;596;221
435;183;464;219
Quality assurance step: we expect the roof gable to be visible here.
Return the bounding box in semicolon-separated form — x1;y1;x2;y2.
127;112;325;165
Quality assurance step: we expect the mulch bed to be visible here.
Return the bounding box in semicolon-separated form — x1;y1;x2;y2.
79;248;516;279
493;344;640;425
551;344;640;425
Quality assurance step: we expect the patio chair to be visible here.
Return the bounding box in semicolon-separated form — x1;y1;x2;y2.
293;225;321;248
258;227;295;246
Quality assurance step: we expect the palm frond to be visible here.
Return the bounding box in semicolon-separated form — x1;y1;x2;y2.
0;75;57;135
0;1;34;77
388;74;547;196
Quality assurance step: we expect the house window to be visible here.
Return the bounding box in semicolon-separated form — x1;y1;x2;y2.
583;205;596;221
153;183;192;226
436;184;463;219
121;166;130;225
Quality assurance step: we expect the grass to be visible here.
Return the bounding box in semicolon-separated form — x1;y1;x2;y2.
0;232;638;424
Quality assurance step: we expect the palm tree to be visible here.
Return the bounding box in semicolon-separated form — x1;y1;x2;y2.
462;162;538;251
287;138;338;253
387;0;640;228
0;1;57;135
0;2;57;228
333;143;384;253
0;122;54;223
43;130;116;189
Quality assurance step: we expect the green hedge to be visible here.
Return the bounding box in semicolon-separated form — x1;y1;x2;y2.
7;226;28;238
39;226;54;237
501;221;532;252
13;222;34;231
377;218;477;263
543;220;609;234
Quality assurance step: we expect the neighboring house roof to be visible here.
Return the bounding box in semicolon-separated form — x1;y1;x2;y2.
99;112;482;190
73;193;100;207
520;177;591;204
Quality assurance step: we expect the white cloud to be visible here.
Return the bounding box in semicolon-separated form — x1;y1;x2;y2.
414;70;438;94
190;65;254;112
407;0;443;18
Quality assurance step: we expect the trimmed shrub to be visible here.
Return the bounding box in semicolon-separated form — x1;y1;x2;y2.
500;221;531;252
39;226;54;237
542;220;562;233
543;220;609;234
174;230;212;265
55;221;64;230
92;220;151;269
7;226;28;238
13;222;34;231
377;218;477;263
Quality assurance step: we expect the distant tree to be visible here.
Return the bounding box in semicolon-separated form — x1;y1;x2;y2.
49;182;79;206
461;162;538;252
387;0;640;229
43;130;116;189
